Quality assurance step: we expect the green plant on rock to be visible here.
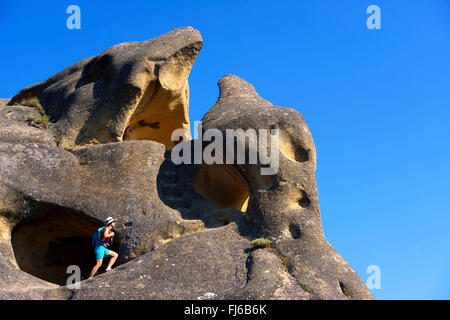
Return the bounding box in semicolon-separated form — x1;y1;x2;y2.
342;287;350;297
15;97;49;128
297;279;313;293
14;97;44;112
280;255;289;268
266;247;289;270
339;282;350;297
251;238;290;271
26;115;49;128
251;238;272;249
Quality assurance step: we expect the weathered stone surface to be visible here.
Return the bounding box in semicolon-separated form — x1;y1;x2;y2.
239;248;310;300
199;74;374;299
71;224;249;300
0;99;9;108
0;119;56;146
0;28;373;300
7;27;202;150
0;104;56;145
0;240;71;300
0;141;204;290
1;104;41;122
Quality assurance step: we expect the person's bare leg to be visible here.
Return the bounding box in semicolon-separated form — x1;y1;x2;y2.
90;259;103;278
106;251;118;269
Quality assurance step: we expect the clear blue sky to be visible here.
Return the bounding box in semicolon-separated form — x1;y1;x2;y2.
1;0;449;300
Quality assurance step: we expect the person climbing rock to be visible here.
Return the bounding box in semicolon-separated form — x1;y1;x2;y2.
89;217;119;279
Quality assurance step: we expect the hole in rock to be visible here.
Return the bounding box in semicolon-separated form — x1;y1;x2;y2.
11;203;121;285
339;281;350;297
279;132;309;163
298;191;311;208
194;163;250;213
122;82;190;148
289;224;302;239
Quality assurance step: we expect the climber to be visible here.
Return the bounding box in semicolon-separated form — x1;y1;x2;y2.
89;217;119;279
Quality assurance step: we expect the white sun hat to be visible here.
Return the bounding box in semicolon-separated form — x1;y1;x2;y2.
105;217;117;226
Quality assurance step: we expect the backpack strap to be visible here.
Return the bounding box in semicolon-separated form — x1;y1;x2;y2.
93;227;107;247
99;227;110;247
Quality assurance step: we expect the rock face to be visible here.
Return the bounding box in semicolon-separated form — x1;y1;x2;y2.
7;27;202;150
0;27;374;300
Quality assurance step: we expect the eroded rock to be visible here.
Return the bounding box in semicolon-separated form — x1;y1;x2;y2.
7;27;202;150
198;74;374;299
0;141;204;290
0;28;373;300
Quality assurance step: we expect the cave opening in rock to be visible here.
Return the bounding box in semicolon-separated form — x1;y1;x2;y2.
11;203;121;286
194;163;250;213
122;78;191;148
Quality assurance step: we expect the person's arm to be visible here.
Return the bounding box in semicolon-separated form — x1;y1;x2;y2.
105;232;115;238
100;228;115;240
103;229;115;239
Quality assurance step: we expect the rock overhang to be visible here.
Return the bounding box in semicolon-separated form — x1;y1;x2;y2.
7;27;203;150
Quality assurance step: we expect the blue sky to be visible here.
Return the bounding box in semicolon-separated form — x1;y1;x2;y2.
1;1;449;299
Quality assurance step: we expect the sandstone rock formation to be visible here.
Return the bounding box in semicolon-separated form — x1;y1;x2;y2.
0;27;374;300
7;27;201;150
